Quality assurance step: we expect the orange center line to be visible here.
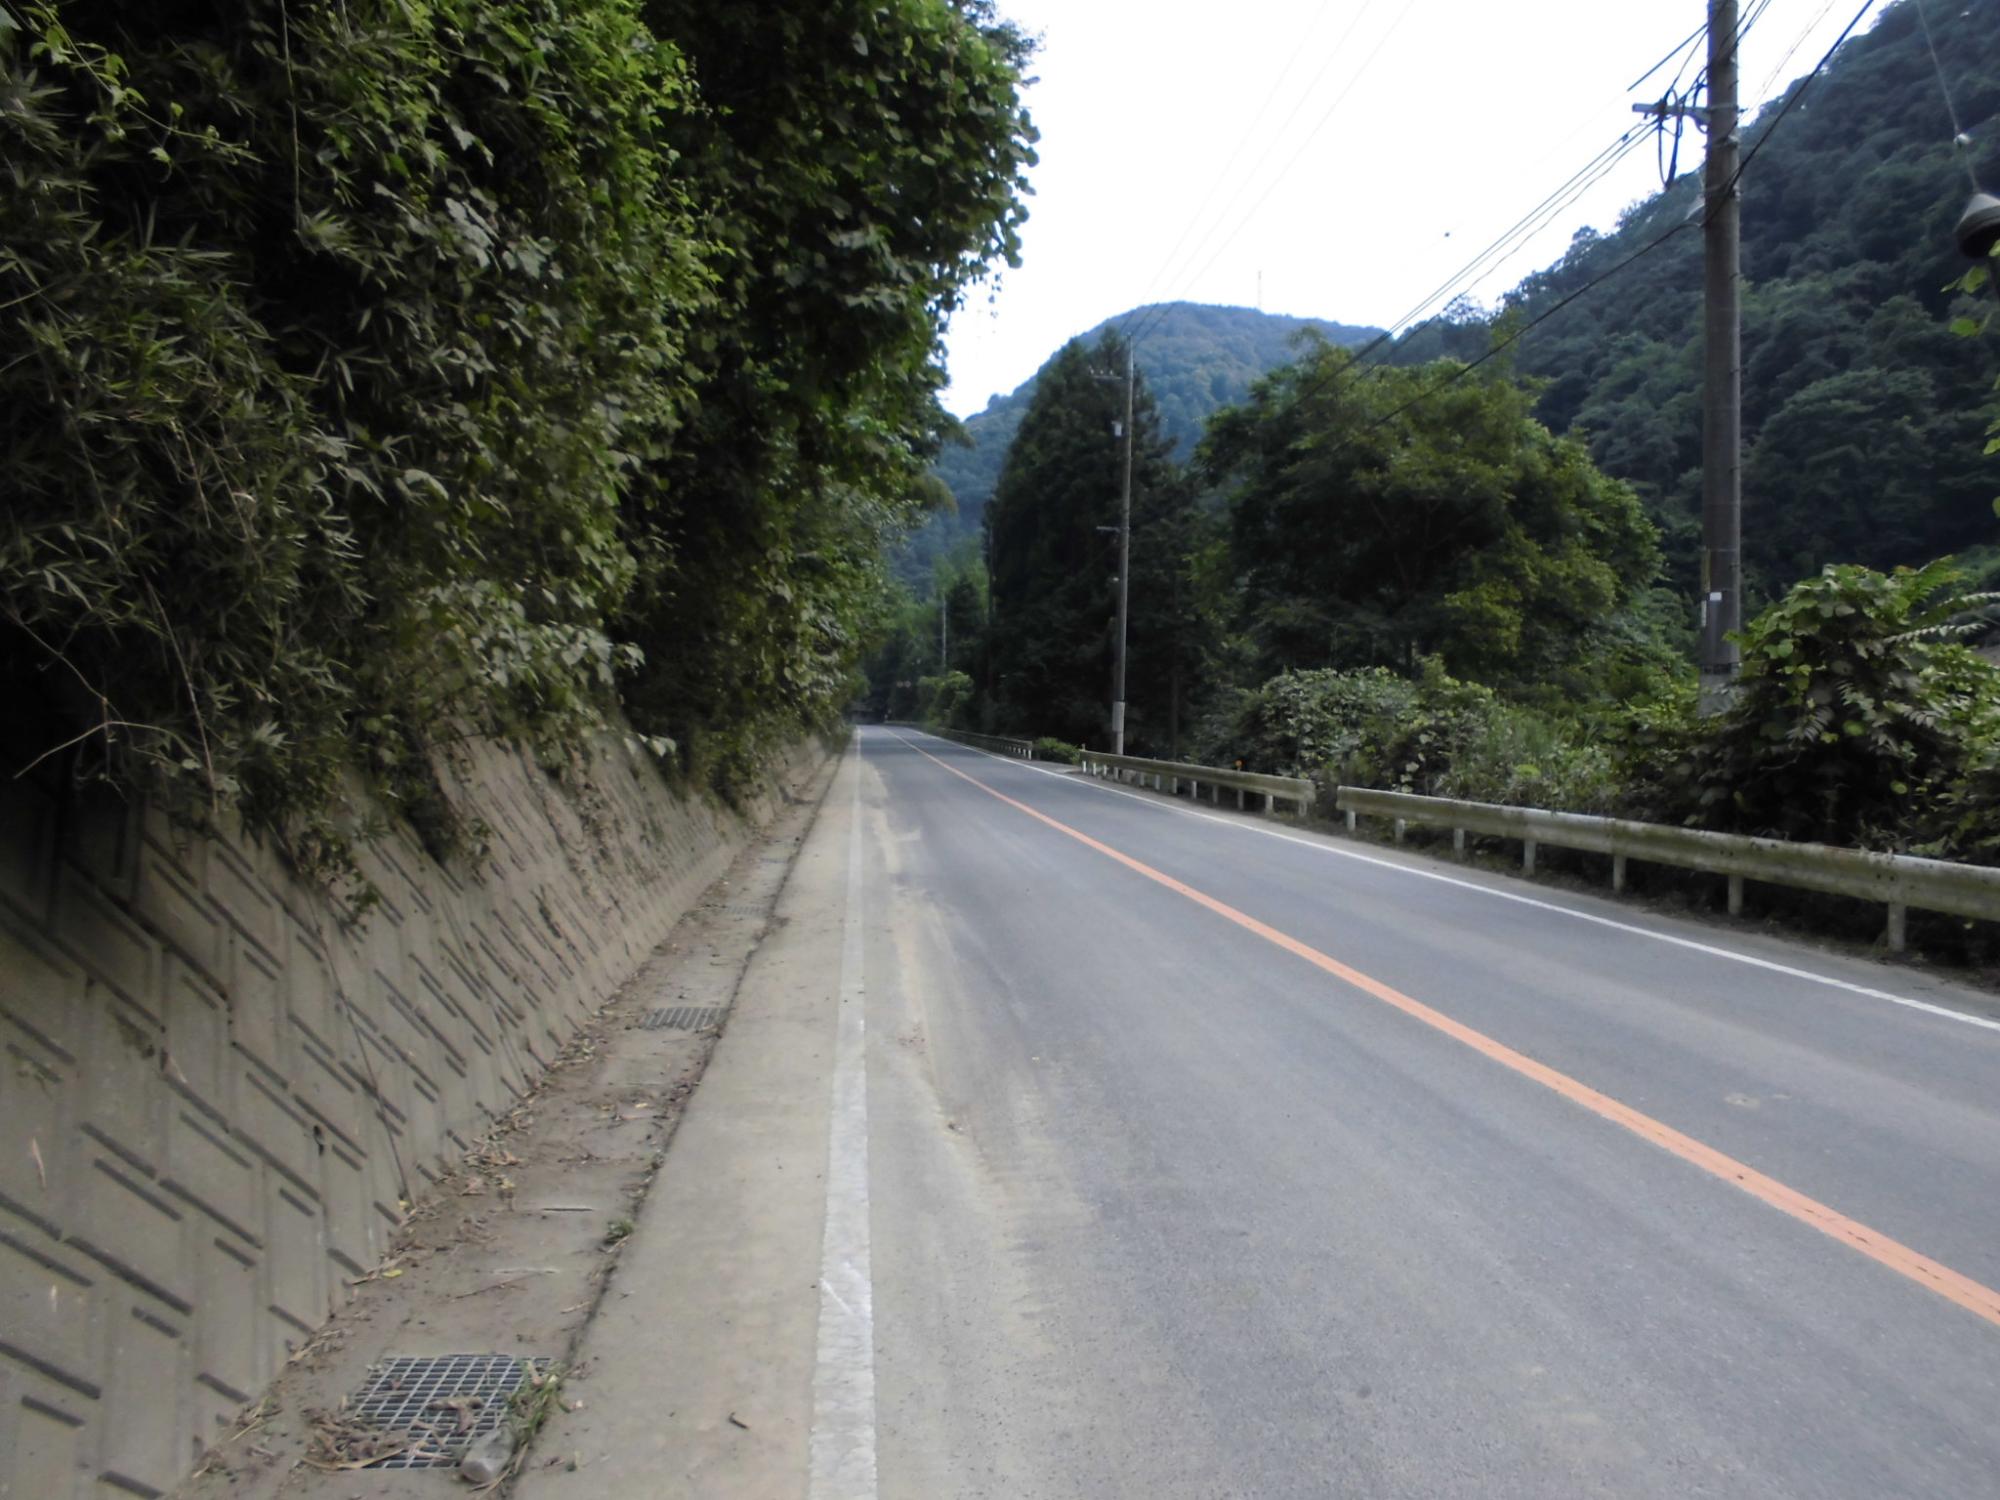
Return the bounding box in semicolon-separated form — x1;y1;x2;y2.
891;734;2000;1332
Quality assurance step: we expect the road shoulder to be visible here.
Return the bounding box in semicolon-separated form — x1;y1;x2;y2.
512;746;861;1499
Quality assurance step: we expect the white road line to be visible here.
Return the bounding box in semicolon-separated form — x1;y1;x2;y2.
808;735;877;1499
884;729;2000;1037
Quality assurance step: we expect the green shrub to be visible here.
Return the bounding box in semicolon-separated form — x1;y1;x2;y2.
1192;667;1417;778
916;671;974;729
1033;737;1082;764
1200;660;1626;814
1673;559;2000;852
0;0;1034;869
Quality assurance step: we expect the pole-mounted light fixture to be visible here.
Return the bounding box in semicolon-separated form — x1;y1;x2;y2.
1957;190;2000;257
1957;190;2000;303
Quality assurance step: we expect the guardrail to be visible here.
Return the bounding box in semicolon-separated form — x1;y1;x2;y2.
1080;750;1315;818
884;723;1037;759
1335;785;2000;952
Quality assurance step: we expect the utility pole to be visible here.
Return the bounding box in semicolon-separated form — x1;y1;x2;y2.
940;586;948;671
1111;343;1135;755
1700;0;1743;712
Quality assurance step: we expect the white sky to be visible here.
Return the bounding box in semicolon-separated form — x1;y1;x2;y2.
941;0;1886;417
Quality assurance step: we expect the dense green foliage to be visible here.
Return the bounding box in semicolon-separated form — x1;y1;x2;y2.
904;302;1380;582
1192;663;1625;815
1398;0;2000;598
612;0;1035;783
1664;560;2000;852
848;0;2000;962
0;0;1033;866
1204;343;1669;697
855;540;986;723
980;332;1219;749
1203;561;2000;870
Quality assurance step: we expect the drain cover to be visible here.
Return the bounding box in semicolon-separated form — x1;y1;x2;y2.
345;1354;540;1468
642;1005;723;1032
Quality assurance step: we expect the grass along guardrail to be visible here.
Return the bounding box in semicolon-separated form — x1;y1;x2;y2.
1336;786;2000;952
1079;750;1314;817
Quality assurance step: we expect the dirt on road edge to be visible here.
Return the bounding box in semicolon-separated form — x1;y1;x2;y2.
172;750;841;1500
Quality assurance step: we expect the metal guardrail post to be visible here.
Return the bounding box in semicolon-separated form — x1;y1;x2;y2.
1079;749;1313;818
1336;785;2000;949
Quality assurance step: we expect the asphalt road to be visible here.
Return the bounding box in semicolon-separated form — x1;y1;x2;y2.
852;726;2000;1500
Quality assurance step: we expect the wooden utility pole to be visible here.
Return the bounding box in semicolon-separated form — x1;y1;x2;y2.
1700;0;1743;711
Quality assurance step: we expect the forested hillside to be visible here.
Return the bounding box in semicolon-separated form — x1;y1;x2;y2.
871;0;2000;907
904;303;1379;579
1400;0;2000;597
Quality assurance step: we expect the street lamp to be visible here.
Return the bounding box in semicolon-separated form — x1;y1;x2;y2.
1957;190;2000;305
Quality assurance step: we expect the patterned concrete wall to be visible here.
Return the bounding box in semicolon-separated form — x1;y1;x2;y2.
0;732;808;1498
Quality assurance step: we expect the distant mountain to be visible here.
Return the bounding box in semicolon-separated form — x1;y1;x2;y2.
1390;0;2000;599
904;302;1382;580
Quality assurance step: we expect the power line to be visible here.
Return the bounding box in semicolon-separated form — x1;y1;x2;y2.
1128;4;1773;362
1727;0;1879;195
1120;0;1384;350
1643;0;1778;187
1911;0;1981;189
1121;0;1878;465
1123;0;1416;351
1117;0;1342;345
1274;119;1660;420
1754;0;1846;101
1630;19;1709;93
1383;126;1658;338
1166;3;1420;315
1289;217;1698;467
1286;0;1882;471
1161;2;1760;364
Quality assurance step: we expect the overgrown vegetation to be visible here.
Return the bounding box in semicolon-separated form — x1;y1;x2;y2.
1;0;1034;875
1187;558;2000;868
854;0;2000;904
1424;0;2000;600
904;303;1382;582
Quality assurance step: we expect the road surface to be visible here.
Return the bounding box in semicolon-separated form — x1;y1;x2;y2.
855;727;2000;1499
524;726;2000;1499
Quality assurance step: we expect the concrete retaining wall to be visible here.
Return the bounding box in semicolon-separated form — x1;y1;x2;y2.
0;730;817;1498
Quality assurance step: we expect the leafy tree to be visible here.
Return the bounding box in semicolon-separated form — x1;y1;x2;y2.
908;303;1381;585
1203;343;1664;698
0;0;1036;871
1193;661;1626;814
982;332;1210;748
0;0;712;859
1432;0;2000;598
1672;559;2000;850
614;0;1037;784
854;539;987;721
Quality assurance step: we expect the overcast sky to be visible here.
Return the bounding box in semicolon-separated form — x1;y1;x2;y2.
940;0;1887;417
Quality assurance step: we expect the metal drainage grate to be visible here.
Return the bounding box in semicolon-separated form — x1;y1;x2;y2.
642;1005;723;1032
346;1354;539;1468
